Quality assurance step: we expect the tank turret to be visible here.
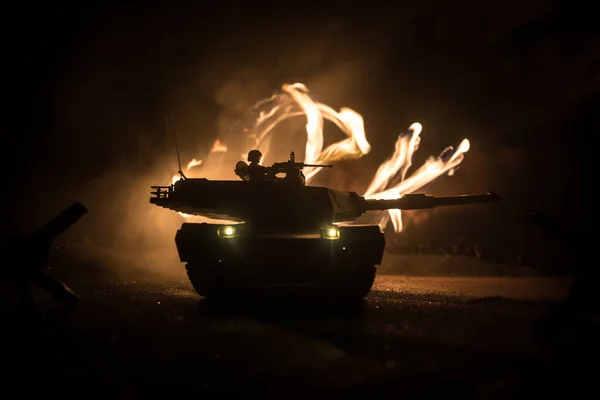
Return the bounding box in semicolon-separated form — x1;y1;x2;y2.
150;154;501;300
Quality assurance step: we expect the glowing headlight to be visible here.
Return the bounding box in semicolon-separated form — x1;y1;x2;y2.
321;226;340;240
217;225;236;238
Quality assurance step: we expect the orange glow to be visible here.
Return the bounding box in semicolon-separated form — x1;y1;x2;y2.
173;83;470;232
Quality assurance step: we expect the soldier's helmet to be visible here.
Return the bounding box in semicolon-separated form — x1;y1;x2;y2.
247;149;262;163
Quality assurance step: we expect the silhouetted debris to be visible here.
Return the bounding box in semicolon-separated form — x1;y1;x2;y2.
1;202;87;319
531;210;598;337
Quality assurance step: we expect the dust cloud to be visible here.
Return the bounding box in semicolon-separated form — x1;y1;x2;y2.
21;2;594;277
50;14;398;278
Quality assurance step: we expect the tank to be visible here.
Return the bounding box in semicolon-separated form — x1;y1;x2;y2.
150;153;501;299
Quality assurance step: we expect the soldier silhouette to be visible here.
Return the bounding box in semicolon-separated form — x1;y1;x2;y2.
245;149;277;181
235;150;329;185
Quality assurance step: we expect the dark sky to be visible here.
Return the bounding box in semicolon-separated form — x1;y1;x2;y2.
4;0;598;260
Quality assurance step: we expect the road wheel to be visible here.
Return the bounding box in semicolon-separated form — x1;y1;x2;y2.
185;263;225;298
327;264;376;300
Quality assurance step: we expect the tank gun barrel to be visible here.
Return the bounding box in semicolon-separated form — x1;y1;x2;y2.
271;150;333;170
271;161;333;170
301;163;333;168
362;191;501;211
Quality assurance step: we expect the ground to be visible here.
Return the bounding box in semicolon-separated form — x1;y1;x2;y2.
2;261;597;399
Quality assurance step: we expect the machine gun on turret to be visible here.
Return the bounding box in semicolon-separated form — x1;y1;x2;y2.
233;151;332;185
270;151;332;185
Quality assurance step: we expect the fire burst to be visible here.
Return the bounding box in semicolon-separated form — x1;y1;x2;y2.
172;83;470;232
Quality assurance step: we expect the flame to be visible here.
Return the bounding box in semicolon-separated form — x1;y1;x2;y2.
210;139;228;153
171;140;228;184
170;140;228;218
187;158;203;169
173;83;470;232
362;136;470;231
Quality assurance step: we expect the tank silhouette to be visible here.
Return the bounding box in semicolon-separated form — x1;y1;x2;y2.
150;151;501;299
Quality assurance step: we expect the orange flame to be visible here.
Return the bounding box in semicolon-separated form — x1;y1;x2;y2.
173;83;470;232
362;128;470;231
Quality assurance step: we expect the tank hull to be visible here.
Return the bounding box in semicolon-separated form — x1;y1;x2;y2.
175;222;385;299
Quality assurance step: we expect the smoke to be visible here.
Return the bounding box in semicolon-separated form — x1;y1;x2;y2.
44;13;399;278
18;2;594;277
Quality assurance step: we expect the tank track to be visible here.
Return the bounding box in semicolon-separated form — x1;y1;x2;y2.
185;263;376;300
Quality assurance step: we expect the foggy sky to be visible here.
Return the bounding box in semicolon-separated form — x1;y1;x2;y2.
5;1;598;268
